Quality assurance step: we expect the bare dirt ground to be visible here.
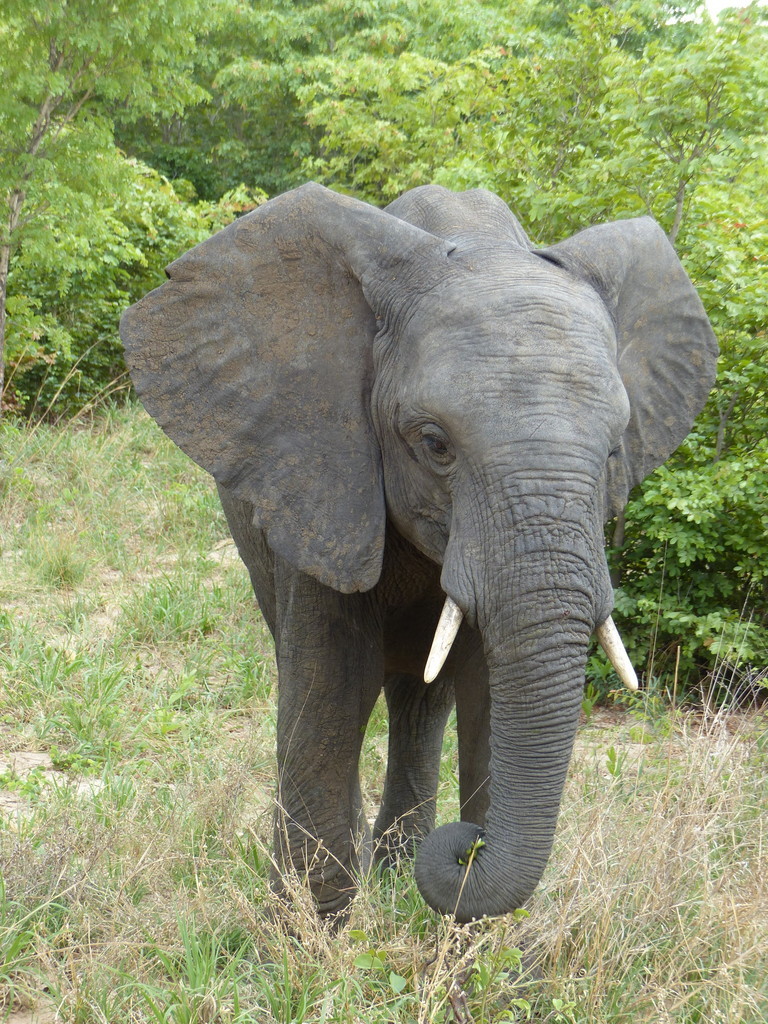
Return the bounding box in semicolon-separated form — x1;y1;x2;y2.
5;1011;58;1024
0;751;104;822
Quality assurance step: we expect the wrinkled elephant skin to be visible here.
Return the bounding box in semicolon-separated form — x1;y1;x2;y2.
120;183;718;922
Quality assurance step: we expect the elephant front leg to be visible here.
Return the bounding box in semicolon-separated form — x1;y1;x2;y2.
272;570;383;918
373;671;455;865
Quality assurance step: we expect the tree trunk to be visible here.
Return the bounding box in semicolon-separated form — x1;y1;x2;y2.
0;239;9;414
667;178;686;247
0;189;27;416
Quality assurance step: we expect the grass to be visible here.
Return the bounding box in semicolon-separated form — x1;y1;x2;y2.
0;402;766;1023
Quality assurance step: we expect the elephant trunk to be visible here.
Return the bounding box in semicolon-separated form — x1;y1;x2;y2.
414;525;600;922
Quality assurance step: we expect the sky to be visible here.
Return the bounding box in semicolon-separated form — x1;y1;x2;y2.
706;0;765;11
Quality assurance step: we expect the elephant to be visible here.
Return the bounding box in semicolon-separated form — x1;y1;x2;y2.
119;183;718;924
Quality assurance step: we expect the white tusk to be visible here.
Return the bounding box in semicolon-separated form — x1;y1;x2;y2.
596;616;639;691
424;596;464;684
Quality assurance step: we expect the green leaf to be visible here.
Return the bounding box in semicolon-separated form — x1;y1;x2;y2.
354;953;377;970
389;972;407;994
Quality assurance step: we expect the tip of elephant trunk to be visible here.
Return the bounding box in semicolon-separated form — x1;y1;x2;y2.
414;820;540;922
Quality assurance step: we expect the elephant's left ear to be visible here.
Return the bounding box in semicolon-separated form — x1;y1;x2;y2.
536;217;719;518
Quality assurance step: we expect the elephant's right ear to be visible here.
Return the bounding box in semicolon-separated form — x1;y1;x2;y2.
120;183;452;593
536;217;719;518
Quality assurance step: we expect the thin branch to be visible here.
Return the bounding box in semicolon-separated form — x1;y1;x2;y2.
714;392;740;462
667;178;686;246
15;199;52;235
6;189;27;237
610;510;626;589
48;84;97;146
26;92;62;157
446;962;476;1024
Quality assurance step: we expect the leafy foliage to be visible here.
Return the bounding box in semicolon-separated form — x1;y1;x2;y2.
614;167;768;691
1;0;766;691
0;0;235;410
116;0;520;199
291;0;768;693
8;159;262;416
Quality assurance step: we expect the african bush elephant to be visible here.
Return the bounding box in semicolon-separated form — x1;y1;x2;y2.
120;183;718;923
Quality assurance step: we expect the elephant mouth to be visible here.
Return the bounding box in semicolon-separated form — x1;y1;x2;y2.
424;595;638;691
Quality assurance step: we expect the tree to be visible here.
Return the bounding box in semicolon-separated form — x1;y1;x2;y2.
612;157;768;693
291;0;768;690
0;0;230;413
6;158;261;417
116;0;522;201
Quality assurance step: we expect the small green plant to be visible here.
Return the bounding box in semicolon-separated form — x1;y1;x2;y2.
0;766;47;799
0;877;38;1007
0;460;35;503
581;681;599;722
349;930;412;1009
138;920;253;1024
457;836;486;867
259;947;326;1024
39;661;134;766
606;744;625;778
117;574;221;645
615;684;676;741
470;941;528;1015
47;746;100;774
550;995;578;1022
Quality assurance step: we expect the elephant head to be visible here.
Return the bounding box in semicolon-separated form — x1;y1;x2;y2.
120;183;718;922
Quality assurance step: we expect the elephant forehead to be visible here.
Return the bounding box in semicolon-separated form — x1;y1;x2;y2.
400;285;619;397
405;267;616;359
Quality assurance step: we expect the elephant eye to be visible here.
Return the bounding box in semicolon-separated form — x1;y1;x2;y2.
420;425;454;467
